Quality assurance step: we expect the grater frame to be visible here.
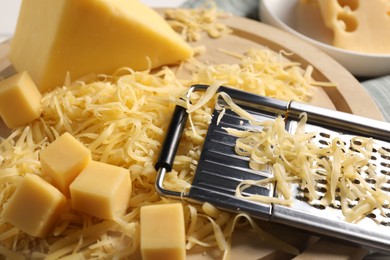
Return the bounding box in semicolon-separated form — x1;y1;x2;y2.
154;84;390;254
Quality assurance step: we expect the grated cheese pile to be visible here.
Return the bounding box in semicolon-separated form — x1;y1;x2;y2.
164;1;233;42
226;113;390;223
0;10;329;258
185;48;331;103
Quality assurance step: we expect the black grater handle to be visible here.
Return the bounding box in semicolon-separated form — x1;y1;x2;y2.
155;105;188;172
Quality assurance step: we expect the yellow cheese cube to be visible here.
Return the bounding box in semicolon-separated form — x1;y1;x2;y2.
10;0;194;93
40;132;92;197
0;71;42;128
316;0;390;54
140;203;186;260
2;173;67;237
69;161;131;220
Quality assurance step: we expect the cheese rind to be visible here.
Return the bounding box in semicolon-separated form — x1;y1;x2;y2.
2;174;67;237
40;132;92;197
0;71;42;128
10;0;194;93
140;203;186;260
316;0;390;54
69;161;131;220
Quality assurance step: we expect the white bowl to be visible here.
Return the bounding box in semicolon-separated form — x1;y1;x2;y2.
259;0;390;77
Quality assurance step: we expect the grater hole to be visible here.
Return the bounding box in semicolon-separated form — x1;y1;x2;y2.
315;186;327;193
352;179;360;184
365;178;376;184
381;154;390;160
382;147;390;153
311;203;326;210
315;170;327;177
319;140;329;146
318;155;330;160
330;204;342;210
297;186;309;193
381;170;390;176
319;132;331;138
371;155;377;161
349;147;360;153
296;194;309;202
317;179;328;185
381;186;390;192
352;140;362;146
339;140;347;146
367;213;376;219
381;221;390;226
349;199;359;206
381;162;390;168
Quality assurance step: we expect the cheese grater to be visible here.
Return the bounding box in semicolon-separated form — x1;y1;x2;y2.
155;84;390;254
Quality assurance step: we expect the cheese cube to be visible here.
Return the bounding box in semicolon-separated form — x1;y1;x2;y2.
2;174;67;237
0;71;42;128
140;203;186;260
40;132;91;197
69;161;131;220
316;0;390;53
10;0;194;93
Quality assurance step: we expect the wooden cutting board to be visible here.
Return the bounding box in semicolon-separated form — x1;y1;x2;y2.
0;16;383;120
0;13;382;259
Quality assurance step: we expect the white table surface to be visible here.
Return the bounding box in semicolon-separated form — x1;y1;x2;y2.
0;0;186;44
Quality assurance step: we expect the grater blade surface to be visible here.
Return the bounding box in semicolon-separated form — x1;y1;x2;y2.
155;85;390;253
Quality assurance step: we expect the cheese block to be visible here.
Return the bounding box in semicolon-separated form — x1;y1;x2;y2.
140;203;186;260
69;161;131;220
316;0;390;54
0;71;42;128
2;174;67;237
40;132;92;197
10;0;194;93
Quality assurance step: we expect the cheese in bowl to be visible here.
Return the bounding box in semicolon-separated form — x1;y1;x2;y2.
314;0;390;54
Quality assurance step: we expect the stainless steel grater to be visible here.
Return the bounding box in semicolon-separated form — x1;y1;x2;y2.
154;84;390;254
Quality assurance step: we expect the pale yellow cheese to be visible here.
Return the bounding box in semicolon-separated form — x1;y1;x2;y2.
316;0;390;53
0;71;42;128
2;174;67;237
140;203;186;260
40;132;92;197
69;161;131;220
10;0;194;93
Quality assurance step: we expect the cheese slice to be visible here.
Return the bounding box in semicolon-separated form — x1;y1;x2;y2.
2;174;67;237
316;0;390;54
10;0;194;93
40;132;92;197
140;203;186;260
0;71;42;128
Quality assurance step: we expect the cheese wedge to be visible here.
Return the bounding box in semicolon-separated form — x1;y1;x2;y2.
2;174;67;237
10;0;194;93
140;203;186;260
316;0;390;54
0;71;42;128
